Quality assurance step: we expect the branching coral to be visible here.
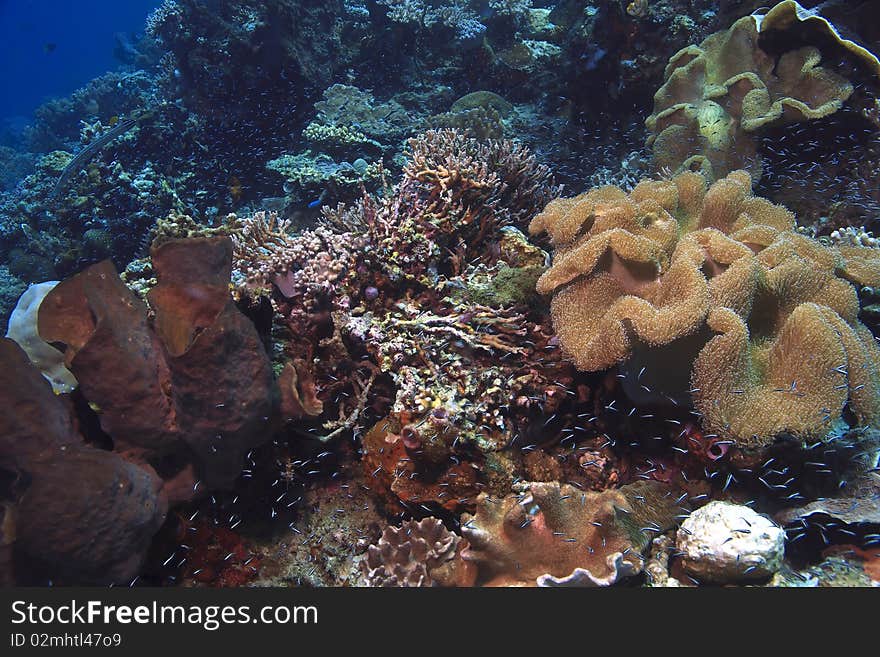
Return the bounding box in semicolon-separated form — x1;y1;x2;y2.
230;131;574;522
530;169;880;451
236;130;556;298
646;5;858;180
230;210;365;304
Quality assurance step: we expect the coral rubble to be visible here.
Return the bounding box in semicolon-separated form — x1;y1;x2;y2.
676;500;785;582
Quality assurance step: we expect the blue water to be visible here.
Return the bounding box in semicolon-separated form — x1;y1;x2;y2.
0;0;158;126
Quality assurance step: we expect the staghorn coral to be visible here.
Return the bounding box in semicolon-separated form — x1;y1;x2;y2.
400;129;558;254
530;169;880;452
238;130;557;299
646;7;857;180
234;131;576;512
460;480;681;587
361;517;475;587
230;210;366;303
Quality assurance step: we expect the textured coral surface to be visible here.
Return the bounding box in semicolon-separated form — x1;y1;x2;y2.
531;170;880;450
646;10;855;180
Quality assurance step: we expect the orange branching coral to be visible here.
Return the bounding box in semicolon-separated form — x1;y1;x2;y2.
460;481;680;587
530;170;880;450
645;6;856;180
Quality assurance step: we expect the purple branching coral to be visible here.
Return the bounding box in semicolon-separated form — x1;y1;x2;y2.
230;211;365;309
229;129;564;453
231;129;558;302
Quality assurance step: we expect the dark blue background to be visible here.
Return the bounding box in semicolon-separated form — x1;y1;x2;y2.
0;0;159;125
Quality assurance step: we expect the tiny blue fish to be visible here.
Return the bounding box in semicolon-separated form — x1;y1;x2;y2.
307;198;322;208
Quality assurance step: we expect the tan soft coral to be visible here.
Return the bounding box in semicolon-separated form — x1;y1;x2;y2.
460;481;680;587
645;6;855;181
530;170;880;450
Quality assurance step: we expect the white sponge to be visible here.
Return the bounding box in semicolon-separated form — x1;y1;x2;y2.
5;282;78;394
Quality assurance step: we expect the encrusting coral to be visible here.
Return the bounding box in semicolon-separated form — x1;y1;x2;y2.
529;169;880;452
645;2;862;180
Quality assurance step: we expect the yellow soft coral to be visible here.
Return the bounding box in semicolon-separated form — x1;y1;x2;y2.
530;170;880;450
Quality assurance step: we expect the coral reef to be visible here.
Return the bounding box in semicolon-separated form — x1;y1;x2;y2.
530;169;880;452
2;0;879;590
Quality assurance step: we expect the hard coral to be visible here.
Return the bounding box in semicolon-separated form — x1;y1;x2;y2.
460;480;680;587
530;170;880;452
646;5;856;180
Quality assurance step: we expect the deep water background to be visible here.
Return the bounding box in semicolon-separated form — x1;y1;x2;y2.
0;0;158;132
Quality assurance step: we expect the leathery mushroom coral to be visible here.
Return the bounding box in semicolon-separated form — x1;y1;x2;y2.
529;170;880;453
645;1;863;181
460;481;681;587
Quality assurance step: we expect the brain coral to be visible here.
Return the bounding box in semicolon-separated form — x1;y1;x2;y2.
645;7;855;180
529;170;880;451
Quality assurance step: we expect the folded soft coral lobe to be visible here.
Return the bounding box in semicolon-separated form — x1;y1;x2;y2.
531;170;880;450
646;6;859;180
